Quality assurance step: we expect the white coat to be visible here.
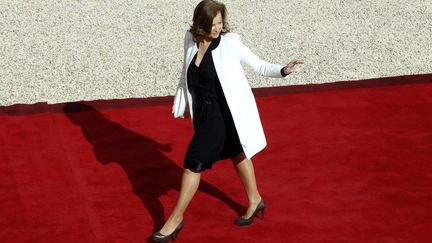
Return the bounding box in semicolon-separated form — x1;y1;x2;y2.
175;30;286;160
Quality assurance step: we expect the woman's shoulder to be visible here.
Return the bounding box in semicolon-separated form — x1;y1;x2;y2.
222;32;242;42
183;30;195;47
221;32;243;50
184;30;193;40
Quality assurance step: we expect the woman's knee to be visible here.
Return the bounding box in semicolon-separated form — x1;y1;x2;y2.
231;152;247;165
184;168;202;175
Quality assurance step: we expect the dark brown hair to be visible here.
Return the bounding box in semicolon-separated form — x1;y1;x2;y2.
189;0;230;42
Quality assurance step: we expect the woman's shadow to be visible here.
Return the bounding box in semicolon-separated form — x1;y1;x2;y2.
63;102;244;239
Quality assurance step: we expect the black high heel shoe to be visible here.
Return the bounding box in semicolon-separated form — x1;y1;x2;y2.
152;220;184;243
234;198;266;226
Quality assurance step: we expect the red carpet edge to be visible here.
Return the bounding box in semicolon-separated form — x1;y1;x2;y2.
2;73;431;115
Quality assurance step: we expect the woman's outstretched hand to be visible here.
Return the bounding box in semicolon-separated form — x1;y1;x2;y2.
283;59;304;75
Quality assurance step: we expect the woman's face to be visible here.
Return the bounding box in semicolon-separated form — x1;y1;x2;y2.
209;11;223;39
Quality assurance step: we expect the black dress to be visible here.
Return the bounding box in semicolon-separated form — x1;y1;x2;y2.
184;34;243;172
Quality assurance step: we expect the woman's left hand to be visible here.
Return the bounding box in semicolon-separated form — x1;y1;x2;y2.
283;59;304;75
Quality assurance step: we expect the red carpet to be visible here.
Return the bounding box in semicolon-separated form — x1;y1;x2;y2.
1;74;432;242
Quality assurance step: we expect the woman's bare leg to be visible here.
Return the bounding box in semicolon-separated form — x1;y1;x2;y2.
158;168;201;235
231;152;262;218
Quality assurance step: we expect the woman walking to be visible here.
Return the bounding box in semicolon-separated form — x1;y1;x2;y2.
152;0;303;242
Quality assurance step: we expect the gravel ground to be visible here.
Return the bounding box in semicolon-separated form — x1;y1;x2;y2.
1;0;431;105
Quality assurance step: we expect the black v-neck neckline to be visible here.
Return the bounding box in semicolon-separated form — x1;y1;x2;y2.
193;55;199;68
194;34;221;67
195;33;221;51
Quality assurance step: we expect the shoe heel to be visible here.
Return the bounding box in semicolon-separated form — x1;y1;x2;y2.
171;222;183;242
172;231;179;242
234;198;266;226
152;220;184;243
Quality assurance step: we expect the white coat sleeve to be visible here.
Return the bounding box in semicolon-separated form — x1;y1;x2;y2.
172;31;190;118
233;34;285;78
177;31;189;88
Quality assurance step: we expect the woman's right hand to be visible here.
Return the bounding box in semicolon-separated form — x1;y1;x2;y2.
283;59;304;75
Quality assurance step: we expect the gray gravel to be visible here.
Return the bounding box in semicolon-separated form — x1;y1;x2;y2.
1;0;431;106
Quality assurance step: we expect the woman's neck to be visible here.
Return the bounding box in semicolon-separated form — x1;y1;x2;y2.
202;37;213;44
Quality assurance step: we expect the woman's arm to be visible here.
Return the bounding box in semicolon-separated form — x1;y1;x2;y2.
173;31;191;118
233;34;303;77
234;35;284;78
177;31;190;88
